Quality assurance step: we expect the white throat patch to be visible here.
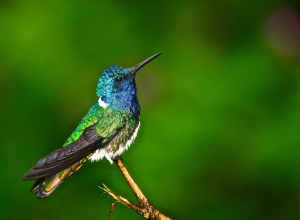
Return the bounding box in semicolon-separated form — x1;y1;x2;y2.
98;97;109;108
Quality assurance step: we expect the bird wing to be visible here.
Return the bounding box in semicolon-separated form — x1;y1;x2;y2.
22;124;107;180
22;103;124;180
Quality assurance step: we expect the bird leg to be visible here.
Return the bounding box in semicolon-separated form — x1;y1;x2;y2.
101;156;171;220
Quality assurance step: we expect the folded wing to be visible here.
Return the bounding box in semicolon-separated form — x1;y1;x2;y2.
22;124;105;180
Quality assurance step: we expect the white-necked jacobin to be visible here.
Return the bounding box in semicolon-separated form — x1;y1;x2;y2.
22;53;161;199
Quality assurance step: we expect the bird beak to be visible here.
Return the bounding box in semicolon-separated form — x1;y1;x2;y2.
130;53;162;74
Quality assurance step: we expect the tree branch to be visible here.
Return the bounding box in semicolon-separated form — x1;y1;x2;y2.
101;156;171;220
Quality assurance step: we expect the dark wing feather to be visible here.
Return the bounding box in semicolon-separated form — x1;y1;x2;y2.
22;124;106;180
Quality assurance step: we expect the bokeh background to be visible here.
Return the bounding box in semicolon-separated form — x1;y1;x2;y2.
1;0;300;219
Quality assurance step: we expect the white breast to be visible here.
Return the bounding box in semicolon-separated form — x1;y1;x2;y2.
89;122;140;164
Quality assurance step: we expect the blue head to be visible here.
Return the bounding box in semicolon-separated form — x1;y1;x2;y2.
96;53;161;118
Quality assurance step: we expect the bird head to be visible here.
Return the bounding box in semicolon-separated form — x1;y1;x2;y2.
96;53;161;117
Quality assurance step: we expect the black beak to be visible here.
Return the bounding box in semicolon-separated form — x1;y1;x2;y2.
130;53;162;74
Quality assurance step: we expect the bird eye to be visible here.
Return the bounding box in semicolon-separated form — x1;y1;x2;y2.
114;76;123;83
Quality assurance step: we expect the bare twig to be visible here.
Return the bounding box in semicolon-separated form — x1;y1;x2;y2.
108;202;117;220
101;156;171;220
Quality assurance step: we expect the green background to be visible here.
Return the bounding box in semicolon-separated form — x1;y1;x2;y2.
1;0;300;219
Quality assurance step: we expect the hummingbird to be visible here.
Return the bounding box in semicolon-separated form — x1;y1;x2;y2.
22;53;161;199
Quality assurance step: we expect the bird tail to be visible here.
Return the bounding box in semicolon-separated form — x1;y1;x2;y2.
30;161;85;199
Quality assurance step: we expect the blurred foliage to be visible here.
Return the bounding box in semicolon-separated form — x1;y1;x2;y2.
1;0;300;219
